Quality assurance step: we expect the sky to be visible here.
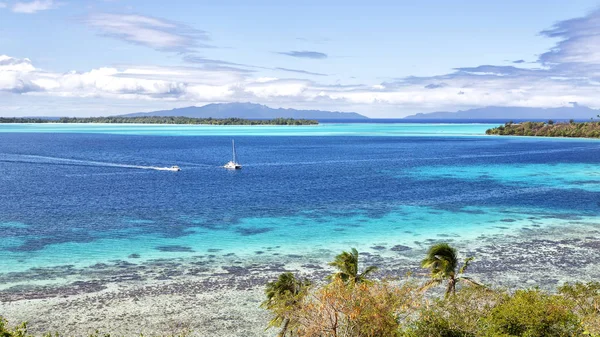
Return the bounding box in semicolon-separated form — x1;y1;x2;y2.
1;0;600;117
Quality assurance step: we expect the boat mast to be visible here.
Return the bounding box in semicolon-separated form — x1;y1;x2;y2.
232;139;236;163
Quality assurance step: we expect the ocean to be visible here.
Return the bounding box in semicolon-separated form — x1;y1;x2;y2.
1;122;599;289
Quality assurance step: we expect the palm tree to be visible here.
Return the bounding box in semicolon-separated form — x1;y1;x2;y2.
261;272;310;337
420;243;481;297
328;248;378;283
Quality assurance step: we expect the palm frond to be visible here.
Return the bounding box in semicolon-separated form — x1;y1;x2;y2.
459;256;474;274
419;278;443;293
262;272;310;308
362;265;378;275
328;248;362;282
351;247;359;260
458;276;484;287
421;243;458;278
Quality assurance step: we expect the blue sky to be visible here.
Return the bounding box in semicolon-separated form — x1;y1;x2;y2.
1;0;599;117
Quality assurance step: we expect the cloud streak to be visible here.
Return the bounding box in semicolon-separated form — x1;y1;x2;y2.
12;0;60;13
182;55;257;73
184;55;327;76
275;67;327;76
85;13;212;52
277;50;328;59
539;9;600;65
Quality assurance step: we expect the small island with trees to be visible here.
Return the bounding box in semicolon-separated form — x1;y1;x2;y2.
0;116;319;125
486;119;600;138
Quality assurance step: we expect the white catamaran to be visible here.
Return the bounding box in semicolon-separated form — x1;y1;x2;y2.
223;140;242;169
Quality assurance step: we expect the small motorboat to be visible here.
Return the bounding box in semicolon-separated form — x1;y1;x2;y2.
155;165;181;171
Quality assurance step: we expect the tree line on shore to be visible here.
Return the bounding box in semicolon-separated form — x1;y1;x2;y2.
1;243;599;336
486;120;600;138
0;117;319;126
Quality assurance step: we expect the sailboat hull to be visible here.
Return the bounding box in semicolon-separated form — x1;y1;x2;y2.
223;161;242;169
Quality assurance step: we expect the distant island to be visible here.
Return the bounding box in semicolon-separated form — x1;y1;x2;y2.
121;102;368;120
0;117;319;125
404;105;600;120
486;120;600;138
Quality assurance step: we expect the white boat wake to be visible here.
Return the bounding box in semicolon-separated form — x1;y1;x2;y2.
1;154;181;171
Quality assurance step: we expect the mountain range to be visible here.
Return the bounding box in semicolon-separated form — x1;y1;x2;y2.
121;102;368;119
120;103;600;120
403;105;600;120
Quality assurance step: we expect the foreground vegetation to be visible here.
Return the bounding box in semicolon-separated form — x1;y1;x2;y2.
486;120;600;138
1;243;599;336
262;243;600;337
0;117;319;125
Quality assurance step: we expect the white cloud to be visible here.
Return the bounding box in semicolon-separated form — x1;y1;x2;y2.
0;55;36;72
85;13;211;52
0;2;7;9
254;77;279;83
244;79;309;98
3;52;600;117
184;85;235;101
0;55;247;100
12;0;61;13
0;55;41;93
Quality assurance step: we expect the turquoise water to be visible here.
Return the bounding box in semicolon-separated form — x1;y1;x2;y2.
0;122;496;136
408;162;600;192
1;123;599;289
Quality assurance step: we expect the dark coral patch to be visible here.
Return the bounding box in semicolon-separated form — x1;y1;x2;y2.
155;245;195;253
236;227;274;236
391;245;411;252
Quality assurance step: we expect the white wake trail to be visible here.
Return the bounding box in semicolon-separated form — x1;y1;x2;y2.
2;154;179;171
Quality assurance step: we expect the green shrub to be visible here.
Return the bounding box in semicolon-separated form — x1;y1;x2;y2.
481;289;583;337
402;287;503;337
559;282;600;336
0;317;31;337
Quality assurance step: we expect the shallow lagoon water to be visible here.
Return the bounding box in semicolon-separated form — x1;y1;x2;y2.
0;122;495;136
1;123;599;287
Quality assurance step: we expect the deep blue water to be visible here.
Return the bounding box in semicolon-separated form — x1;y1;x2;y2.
1;127;600;277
